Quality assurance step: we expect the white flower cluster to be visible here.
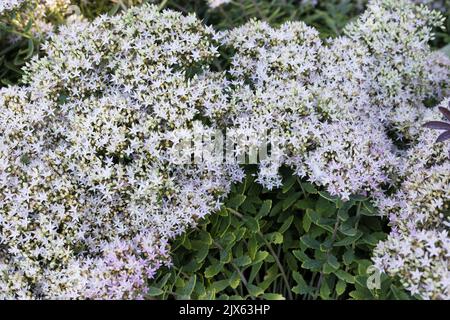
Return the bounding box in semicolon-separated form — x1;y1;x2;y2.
0;0;449;299
412;0;449;11
286;0;449;12
220;0;450;299
0;0;71;13
345;0;449;139
219;0;449;199
0;6;242;299
374;229;450;299
0;0;24;14
373;101;450;299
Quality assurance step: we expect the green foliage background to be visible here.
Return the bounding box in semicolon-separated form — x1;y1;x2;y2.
1;0;449;300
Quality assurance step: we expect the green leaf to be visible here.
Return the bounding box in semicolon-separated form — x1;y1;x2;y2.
315;218;335;232
335;280;346;296
318;191;339;202
247;284;264;297
211;280;229;293
319;280;331;299
361;233;380;246
292;272;310;295
22;39;34;60
390;285;411;300
292;250;309;262
357;260;373;275
307;209;320;223
282;192;302;211
282;176;297;193
194;244;209;263
350;194;368;202
337;208;349;221
279;215;294;233
343;249;355;265
339;221;358;236
300;235;320;250
244;216;259;233
199;231;212;245
323;263;336;274
227;195;246;209
157;273;172;288
286;252;298;271
270;201;283;216
220;249;232;264
349;287;373;300
252;251;269;264
303;210;312;232
233;255;252;267
215;214;231;238
194;280;206;296
259;265;281;290
315;197;336;216
147;286;164;297
295;198;315;210
262;293;285;300
257;200;272;217
178;275;196;297
181;259;202;273
248;236;258;260
229;271;241;289
363;201;376;215
301;259;322;271
217;207;228;216
269;232;283;244
301;182;318;194
205;263;223;278
327;254;340;270
335;270;355;284
334;232;363;246
320;240;332;252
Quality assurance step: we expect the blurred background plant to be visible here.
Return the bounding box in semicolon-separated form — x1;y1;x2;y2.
0;0;140;85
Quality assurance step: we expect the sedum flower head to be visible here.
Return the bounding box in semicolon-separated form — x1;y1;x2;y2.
373;100;450;299
0;4;241;299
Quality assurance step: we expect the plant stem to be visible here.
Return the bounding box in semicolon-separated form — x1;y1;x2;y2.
228;207;294;300
314;215;340;299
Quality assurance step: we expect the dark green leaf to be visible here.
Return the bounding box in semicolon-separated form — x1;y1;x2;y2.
204;263;223;278
227;195;246;209
282;192;302;211
247;284;264;297
147;287;164;297
300;235;320;250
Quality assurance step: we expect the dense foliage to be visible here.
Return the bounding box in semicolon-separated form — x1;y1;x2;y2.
149;168;412;300
0;0;449;300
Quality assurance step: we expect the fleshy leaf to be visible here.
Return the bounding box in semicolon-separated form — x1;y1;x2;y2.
436;130;450;143
423;121;450;130
438;107;450;122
